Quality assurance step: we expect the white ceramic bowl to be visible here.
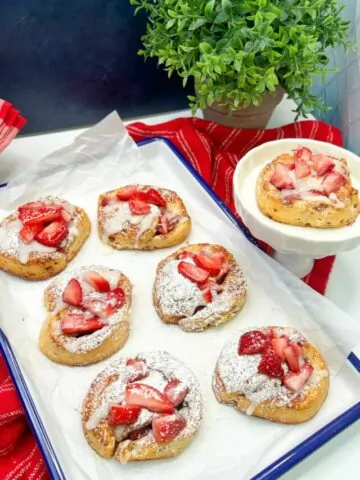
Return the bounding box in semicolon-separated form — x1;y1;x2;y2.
233;138;360;277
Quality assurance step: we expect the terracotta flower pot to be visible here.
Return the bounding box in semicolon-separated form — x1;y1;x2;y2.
200;86;284;129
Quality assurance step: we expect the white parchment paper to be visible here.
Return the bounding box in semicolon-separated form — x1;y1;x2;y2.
0;113;360;480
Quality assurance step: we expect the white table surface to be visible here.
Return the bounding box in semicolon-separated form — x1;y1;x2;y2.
1;99;359;479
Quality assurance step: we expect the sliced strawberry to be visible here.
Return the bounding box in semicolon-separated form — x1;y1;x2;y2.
312;154;335;177
283;364;314;392
19;205;63;226
269;328;278;339
116;185;138;201
146;188;167;208
271;335;289;362
128;426;149;441
125;384;174;414
202;289;213;303
211;252;227;266
60;314;106;335
270;164;295;190
126;358;148;382
295;146;312;163
178;251;195;260
238;330;270;355
194;253;221;276
62;278;83;307
34;219;68;247
107;404;142;425
19;223;44;244
82;298;113;319
294;156;311;178
164;379;189;407
156;215;169;235
323;172;346;196
288;163;295;170
199;279;224;293
178;261;209;285
101;196;110;207
152;413;186;443
131;191;150;203
289;342;305;368
83;271;110;293
107;287;126;309
258;348;284;380
129;198;151;215
284;345;301;373
60;209;72;222
18;201;46;210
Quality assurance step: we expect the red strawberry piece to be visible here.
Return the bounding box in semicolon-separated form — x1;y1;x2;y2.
152;413;186;443
294;156;311;178
60;209;72;222
271;335;289;362
270;163;296;190
116;185;138;201
164;379;189;407
146;188;167;208
322;172;346;196
126;358;148;382
18;201;46;210
283;364;314;392
62;278;83;307
295;146;312;163
211;252;227;265
101;196;110;207
107;404;142;426
194;253;221;276
202;288;213;303
157;215;169;235
312;154;335;177
128;426;149;441
82;298;112;319
200;279;223;293
258;348;284;380
107;287;126;309
284;345;300;373
18;204;63;226
83;271;110;293
34;219;68;247
269;328;278;339
238;330;270;355
289;342;305;368
129;198;151;215
60;314;106;335
19;223;44;244
288;163;295;170
125;383;174;414
178;251;195;260
131;191;151;203
178;261;209;285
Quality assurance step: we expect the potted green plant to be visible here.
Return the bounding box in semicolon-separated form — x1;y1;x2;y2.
130;0;352;129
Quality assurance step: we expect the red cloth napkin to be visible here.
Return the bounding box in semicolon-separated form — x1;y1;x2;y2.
0;116;342;479
0;100;27;153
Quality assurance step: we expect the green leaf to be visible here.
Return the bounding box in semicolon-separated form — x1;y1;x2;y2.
199;42;212;54
221;0;232;14
205;0;215;16
189;18;207;30
214;11;229;24
166;19;176;29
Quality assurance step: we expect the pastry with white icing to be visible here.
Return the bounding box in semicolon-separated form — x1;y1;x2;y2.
82;351;202;462
98;185;191;250
213;327;329;423
153;243;247;332
39;265;132;366
256;146;359;227
0;196;90;280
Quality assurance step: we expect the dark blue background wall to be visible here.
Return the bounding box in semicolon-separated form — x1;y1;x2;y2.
0;1;189;134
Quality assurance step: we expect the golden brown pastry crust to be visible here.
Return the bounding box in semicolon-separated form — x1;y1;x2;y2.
98;185;191;250
39;267;132;366
153;243;247;332
213;327;329;424
256;154;359;228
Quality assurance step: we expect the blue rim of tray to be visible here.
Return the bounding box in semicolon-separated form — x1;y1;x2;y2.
0;136;359;480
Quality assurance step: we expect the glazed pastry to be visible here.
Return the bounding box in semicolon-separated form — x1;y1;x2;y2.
39;265;132;366
256;146;359;227
213;327;329;424
82;351;202;462
153;243;247;332
98;185;191;250
0;196;91;280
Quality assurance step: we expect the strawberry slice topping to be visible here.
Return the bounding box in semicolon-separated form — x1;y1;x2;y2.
283;345;301;373
83;271;110;293
270;163;295;190
271;335;289;362
178;251;195;260
199;279;224;293
178;261;209;285
322;172;346;196
294;156;311;178
152;413;186;443
128;426;149;441
146;188;167;208
34;219;68;247
202;289;213;303
107;287;126;309
19;223;44;244
258;348;284;380
62;278;83;307
125;383;174;414
18;204;64;226
129;198;151;215
126;358;148;382
82;287;125;319
107;404;142;425
238;330;270;355
295;146;312;163
156;215;169;235
283;364;314;392
60;209;72;222
289;342;305;368
312;154;335;177
60;314;106;335
194;253;221;276
116;186;138;201
164;380;189;407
